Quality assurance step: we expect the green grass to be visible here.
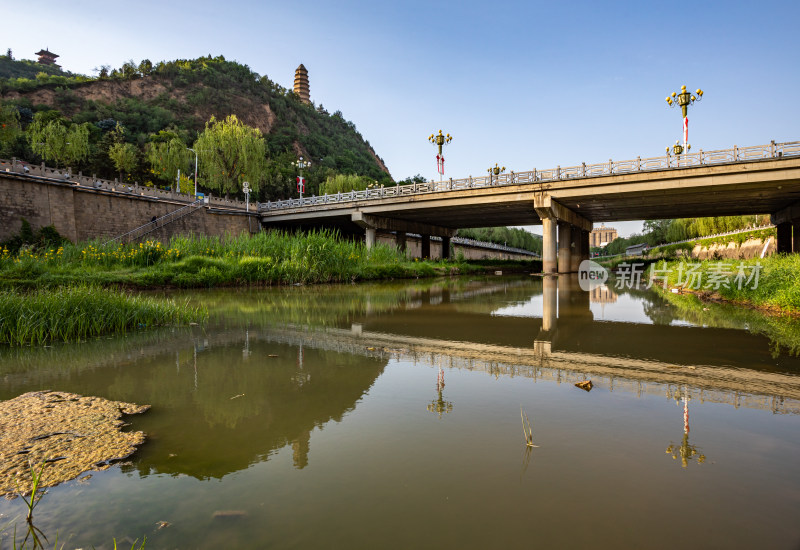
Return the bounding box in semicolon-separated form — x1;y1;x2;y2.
646;254;800;313
0;285;205;345
0;230;540;289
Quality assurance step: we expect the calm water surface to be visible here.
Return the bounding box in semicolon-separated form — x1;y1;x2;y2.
1;276;799;549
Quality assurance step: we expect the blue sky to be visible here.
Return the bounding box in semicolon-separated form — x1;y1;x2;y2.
5;0;799;237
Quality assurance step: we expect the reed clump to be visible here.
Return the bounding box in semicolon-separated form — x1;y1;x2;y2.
0;285;205;345
0;230;482;288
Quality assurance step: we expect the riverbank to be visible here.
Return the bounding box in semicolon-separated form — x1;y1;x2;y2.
0;230;540;289
646;254;800;314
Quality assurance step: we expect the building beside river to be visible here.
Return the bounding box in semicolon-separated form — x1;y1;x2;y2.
590;223;618;248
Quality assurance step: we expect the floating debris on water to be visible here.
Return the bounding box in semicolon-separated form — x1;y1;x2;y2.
0;391;149;497
575;380;593;392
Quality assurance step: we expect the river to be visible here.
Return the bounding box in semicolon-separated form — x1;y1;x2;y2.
1;276;799;549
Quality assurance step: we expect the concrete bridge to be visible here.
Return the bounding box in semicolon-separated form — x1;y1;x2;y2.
260;140;800;273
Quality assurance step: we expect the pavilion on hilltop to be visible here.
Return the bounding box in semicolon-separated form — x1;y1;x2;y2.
35;49;59;66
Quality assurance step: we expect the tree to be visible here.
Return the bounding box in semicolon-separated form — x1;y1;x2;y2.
195;115;267;197
108;142;138;180
121;60;138;79
643;219;672;246
0;105;21;155
145;133;191;187
138;59;153;76
27;113;90;168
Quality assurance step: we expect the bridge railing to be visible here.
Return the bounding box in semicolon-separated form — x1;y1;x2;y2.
259;140;800;213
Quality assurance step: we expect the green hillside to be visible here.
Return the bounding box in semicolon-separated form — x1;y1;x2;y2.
0;54;392;202
0;52;75;79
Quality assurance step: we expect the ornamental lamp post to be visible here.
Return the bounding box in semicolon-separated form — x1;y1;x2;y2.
487;163;506;185
428;129;452;179
242;181;250;212
666;140;691;164
293;156;311;200
665;85;704;151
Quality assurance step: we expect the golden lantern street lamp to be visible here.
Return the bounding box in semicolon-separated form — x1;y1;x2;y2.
665;85;704;152
428;129;452;179
666;139;690;163
487;163;506;185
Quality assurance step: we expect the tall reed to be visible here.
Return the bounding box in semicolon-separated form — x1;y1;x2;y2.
0;286;205;345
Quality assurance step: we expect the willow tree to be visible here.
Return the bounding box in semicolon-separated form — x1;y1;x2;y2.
195;115;267;198
146;134;191;186
27;113;90;168
108;142;138;181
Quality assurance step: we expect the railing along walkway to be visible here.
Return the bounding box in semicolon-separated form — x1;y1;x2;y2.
260;140;800;213
1;158;249;212
595;224;777;259
108;199;205;244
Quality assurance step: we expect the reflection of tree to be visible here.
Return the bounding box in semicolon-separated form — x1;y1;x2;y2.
427;368;453;418
642;299;679;326
666;387;706;468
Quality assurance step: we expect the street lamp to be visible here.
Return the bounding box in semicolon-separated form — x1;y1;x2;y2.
293;156;311;200
187;148;198;197
242;181;250;212
666;140;691;164
487;163;506;185
665;85;704;151
428;129;452;179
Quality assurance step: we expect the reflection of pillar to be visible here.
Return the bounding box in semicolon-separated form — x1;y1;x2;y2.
542;275;558;332
365;227;376;249
777;222;791;253
542;217;557;274
421;235;431;259
570;228;581;272
558;222;572;273
441;236;451;260
396;232;407;254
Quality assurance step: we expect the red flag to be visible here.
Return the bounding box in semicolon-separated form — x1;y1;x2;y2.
683;117;688;146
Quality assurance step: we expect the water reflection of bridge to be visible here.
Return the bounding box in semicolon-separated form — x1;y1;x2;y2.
257;324;800;415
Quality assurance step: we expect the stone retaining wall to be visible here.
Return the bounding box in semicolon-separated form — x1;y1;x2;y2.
1;173;254;243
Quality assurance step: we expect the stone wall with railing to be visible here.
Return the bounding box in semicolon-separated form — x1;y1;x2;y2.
0;161;254;243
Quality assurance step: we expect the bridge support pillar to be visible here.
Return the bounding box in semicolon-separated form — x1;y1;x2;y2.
395;232;407;254
541;217;557;274
558;222;572;273
581;229;590;264
441;236;451;260
365;227;376;249
535;195;591;274
777;222;792;254
421;235;431;259
570;228;581;272
793;222;800;254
